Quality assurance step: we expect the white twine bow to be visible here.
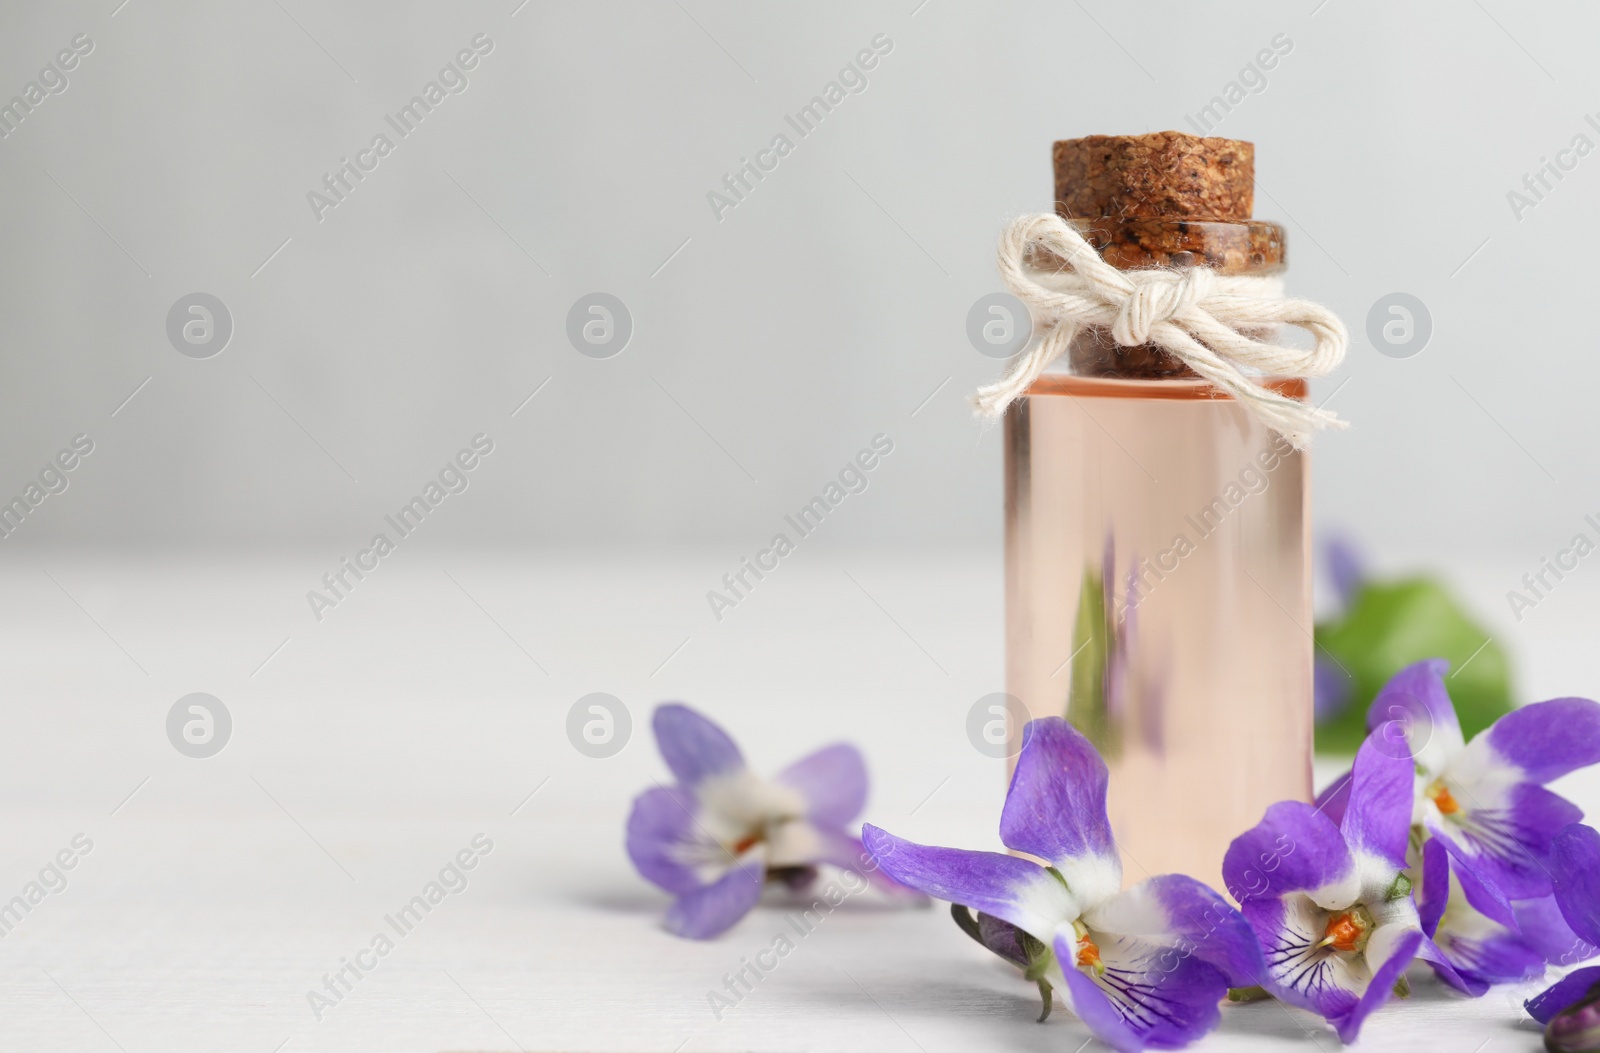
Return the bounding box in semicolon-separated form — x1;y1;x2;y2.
973;213;1348;447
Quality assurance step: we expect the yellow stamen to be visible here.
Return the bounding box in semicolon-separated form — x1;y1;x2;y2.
1428;782;1461;815
1075;934;1106;977
1320;910;1367;953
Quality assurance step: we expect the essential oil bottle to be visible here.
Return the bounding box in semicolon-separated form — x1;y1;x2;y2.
1004;133;1312;893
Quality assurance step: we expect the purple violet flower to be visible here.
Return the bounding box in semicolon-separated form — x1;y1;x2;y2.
1225;726;1446;1042
626;703;912;939
1315;660;1600;989
863;717;1263;1053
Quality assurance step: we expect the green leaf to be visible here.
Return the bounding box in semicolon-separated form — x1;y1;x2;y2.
1315;577;1513;754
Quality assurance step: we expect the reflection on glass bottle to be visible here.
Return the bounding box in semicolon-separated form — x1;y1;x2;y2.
1065;546;1113;758
1064;538;1175;764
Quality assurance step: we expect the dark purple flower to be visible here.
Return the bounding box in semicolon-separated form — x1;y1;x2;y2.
864;718;1262;1053
1225;726;1446;1042
626;703;910;939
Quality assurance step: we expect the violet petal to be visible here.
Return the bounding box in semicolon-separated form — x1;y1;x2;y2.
1515;894;1600;966
625;784;710;895
664;861;765;939
1340;724;1415;868
861;824;1075;939
775;742;868;829
1553;824;1600;948
1330;927;1422;1043
1363;658;1463;775
1481;696;1600;785
1223;801;1353;905
653;703;745;787
998;717;1118;879
1053;929;1226;1053
1530;966;1600;1026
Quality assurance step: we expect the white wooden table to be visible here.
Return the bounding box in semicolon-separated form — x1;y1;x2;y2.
0;549;1590;1051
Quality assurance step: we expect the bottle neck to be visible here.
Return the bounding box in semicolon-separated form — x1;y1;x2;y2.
1047;217;1286;379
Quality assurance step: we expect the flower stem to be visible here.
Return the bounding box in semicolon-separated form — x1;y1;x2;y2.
949;903;984;947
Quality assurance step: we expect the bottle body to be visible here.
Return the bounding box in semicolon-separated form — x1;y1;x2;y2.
1004;373;1312;894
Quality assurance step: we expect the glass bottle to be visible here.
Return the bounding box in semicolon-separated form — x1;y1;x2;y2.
1004;133;1312;895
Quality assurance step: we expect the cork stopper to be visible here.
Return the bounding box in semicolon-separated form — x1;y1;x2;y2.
1046;130;1283;274
1048;132;1284;378
1053;132;1254;221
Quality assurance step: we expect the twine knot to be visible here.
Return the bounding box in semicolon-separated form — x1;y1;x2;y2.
974;213;1349;447
1110;267;1216;348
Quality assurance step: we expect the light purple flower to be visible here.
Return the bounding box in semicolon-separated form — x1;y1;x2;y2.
1527;825;1600;1027
1225;727;1443;1042
1316;660;1600;989
626;703;905;939
864;718;1262;1053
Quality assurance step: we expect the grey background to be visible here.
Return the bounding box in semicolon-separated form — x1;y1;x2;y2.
0;0;1593;557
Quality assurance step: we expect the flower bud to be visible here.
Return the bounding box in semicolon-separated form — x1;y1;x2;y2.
1547;989;1600;1053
